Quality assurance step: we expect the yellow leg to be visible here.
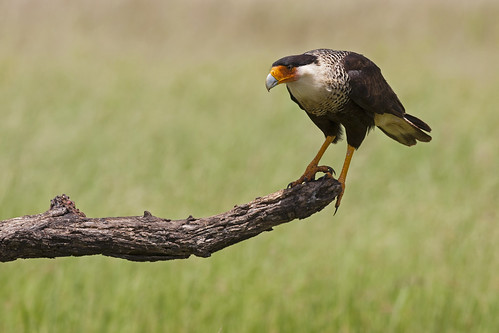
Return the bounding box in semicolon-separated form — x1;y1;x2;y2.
334;144;355;214
288;135;335;188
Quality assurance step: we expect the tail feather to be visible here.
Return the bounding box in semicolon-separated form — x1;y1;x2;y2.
374;113;432;146
404;113;432;132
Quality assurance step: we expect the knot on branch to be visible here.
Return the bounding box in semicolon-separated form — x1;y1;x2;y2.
49;194;86;217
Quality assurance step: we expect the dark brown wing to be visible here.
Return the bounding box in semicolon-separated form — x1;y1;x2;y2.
342;52;405;117
342;52;431;145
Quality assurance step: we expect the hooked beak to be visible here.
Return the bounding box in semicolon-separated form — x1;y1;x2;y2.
265;65;297;91
265;73;278;91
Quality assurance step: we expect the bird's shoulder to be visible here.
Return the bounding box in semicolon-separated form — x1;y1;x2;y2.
341;52;382;83
341;52;405;116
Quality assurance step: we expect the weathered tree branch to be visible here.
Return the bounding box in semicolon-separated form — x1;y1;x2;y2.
0;178;341;262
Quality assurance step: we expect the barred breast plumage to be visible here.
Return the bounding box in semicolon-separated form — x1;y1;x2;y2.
286;49;351;116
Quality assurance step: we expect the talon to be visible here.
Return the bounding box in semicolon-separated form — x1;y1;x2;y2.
319;173;331;180
288;163;336;189
316;165;335;181
316;165;334;175
333;181;346;215
287;178;303;188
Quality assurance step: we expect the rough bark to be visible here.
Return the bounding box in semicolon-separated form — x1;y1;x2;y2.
0;178;341;263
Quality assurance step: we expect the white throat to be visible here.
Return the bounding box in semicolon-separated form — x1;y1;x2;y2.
286;64;330;111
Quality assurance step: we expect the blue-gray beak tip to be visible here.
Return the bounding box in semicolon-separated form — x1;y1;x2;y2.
265;73;279;91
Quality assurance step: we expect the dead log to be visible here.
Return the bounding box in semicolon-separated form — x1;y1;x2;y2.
0;178;341;262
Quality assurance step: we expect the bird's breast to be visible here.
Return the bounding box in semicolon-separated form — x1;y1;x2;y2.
287;81;350;116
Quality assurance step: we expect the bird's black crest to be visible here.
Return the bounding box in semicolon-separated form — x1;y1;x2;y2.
272;54;317;67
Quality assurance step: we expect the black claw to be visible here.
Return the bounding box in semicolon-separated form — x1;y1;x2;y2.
317;165;335;176
334;196;342;215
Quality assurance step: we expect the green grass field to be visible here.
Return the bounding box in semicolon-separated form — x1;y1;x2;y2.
1;0;498;332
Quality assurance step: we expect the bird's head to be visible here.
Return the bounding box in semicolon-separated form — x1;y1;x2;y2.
265;53;318;91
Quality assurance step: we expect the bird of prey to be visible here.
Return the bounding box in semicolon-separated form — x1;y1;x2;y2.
265;49;431;213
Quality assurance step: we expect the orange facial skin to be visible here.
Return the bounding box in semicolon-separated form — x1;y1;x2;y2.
269;65;298;84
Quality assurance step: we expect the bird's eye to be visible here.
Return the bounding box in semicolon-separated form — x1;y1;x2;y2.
287;65;293;70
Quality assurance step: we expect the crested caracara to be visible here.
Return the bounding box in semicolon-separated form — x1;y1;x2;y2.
265;49;431;213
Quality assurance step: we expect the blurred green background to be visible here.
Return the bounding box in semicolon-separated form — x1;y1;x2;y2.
1;0;498;332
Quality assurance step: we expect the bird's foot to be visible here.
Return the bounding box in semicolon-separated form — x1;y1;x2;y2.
287;165;335;189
